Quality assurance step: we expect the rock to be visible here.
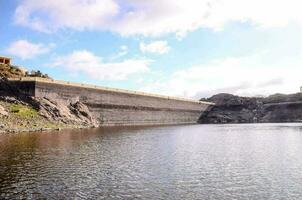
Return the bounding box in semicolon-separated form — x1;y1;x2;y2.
0;105;8;116
68;101;98;127
0;96;22;105
70;102;90;118
36;98;72;121
32;97;97;127
199;93;302;124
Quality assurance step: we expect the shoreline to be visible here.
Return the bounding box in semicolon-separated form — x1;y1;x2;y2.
0;125;95;134
3;91;302;134
2;121;302;134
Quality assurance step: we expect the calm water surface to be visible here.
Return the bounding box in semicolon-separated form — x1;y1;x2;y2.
1;123;302;199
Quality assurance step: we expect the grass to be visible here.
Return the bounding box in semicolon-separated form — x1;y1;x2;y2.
10;104;38;118
0;101;74;131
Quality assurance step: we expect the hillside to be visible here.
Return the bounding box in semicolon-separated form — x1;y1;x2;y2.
199;93;302;123
0;63;51;79
0;63;26;78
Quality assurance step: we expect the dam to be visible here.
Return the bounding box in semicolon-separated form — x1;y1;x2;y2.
8;77;214;126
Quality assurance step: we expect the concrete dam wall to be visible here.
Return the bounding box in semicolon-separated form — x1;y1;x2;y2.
9;78;214;126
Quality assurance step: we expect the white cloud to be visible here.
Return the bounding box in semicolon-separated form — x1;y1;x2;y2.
108;45;129;61
53;50;151;80
5;40;54;60
120;45;128;52
14;0;302;36
140;53;302;98
14;0;119;33
140;41;170;54
116;45;128;57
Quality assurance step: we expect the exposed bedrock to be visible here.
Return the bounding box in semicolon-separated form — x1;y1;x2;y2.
199;93;302;123
35;97;97;127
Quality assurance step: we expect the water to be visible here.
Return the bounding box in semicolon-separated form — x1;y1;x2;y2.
1;124;302;199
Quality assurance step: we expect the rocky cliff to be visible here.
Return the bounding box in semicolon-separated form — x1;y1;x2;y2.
199;93;302;123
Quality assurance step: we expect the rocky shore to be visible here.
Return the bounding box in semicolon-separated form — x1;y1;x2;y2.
199;93;302;124
0;77;97;133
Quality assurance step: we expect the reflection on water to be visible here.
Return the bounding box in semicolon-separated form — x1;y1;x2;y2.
1;124;302;199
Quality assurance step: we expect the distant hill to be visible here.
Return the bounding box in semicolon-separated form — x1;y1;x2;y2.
199;93;302;123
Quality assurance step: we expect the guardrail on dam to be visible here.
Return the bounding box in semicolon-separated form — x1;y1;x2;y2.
8;77;214;126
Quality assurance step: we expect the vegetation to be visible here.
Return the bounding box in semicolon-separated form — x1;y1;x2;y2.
1;101;52;131
10;103;38;118
0;63;51;79
0;64;25;78
0;100;91;133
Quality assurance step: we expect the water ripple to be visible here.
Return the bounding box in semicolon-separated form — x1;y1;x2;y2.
1;124;302;199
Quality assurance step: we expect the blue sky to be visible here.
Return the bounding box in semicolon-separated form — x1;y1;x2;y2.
1;0;302;98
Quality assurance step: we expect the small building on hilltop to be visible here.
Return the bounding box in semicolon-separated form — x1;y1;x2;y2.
0;56;12;65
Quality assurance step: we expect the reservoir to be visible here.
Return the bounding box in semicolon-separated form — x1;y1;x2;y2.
1;124;302;199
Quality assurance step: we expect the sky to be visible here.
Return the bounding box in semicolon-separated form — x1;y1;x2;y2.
1;0;302;99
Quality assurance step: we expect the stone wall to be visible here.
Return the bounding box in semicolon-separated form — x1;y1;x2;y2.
9;78;213;126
